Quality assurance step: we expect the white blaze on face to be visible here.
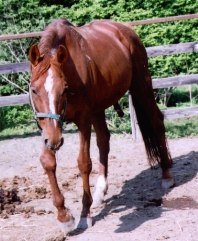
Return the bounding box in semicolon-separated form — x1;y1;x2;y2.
44;68;56;125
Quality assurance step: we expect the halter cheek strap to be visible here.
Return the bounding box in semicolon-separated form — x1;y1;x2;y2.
29;84;65;129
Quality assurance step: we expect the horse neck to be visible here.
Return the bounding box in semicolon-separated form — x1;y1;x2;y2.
64;27;91;90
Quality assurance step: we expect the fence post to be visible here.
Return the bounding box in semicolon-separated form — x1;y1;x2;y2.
128;93;142;141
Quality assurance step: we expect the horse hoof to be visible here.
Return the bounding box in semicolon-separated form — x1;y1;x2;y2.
76;217;93;230
58;217;75;234
162;178;175;189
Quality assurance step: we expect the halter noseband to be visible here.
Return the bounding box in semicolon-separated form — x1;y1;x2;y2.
36;112;62;122
36;112;63;128
29;85;65;130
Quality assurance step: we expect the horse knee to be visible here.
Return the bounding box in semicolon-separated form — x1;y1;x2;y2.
78;157;92;175
40;149;56;171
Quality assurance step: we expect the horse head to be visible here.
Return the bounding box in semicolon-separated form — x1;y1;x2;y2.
29;44;68;151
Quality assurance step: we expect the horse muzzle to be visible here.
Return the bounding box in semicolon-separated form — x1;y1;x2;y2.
44;137;64;151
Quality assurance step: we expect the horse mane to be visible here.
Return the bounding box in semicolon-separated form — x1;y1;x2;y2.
39;19;74;55
31;19;75;81
31;19;89;83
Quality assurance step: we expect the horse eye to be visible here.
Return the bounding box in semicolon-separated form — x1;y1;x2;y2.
61;87;68;96
31;86;38;95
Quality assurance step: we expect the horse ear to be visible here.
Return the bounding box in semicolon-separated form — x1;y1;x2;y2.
29;44;42;66
56;45;68;64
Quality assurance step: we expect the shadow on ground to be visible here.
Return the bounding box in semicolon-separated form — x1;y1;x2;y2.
92;151;198;233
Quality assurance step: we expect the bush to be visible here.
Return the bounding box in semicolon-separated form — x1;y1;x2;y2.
0;105;34;130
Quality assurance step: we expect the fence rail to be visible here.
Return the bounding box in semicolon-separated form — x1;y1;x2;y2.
0;94;29;107
162;106;198;119
152;74;198;89
146;41;198;57
0;61;29;74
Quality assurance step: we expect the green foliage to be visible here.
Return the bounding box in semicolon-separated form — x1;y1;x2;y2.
0;105;34;131
136;20;198;47
149;53;198;78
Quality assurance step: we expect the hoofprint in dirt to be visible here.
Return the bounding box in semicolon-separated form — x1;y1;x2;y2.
0;134;197;241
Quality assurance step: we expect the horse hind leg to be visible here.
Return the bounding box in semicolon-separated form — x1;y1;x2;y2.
152;113;175;188
129;53;174;188
91;111;110;208
132;87;174;188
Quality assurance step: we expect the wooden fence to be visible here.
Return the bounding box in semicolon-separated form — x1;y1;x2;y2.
0;14;198;139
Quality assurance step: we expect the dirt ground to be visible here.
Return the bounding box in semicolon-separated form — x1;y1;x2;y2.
0;133;197;241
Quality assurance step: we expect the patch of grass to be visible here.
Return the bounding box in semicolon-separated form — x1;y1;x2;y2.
165;117;198;139
0;123;39;140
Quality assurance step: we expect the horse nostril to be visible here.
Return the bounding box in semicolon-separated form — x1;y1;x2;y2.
44;138;63;151
60;137;64;146
44;139;48;145
44;139;54;150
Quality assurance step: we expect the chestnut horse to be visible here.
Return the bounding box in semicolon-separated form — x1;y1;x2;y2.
29;19;174;232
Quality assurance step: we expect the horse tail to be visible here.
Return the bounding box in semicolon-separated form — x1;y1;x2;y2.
130;44;172;168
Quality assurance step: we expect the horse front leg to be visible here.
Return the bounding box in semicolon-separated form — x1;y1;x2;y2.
92;111;110;208
76;120;93;229
40;148;75;232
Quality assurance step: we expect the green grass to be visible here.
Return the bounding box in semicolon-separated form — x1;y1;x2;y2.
165;117;198;139
0;124;38;140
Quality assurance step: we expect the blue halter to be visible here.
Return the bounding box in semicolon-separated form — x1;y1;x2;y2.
29;85;65;130
36;112;63;128
36;112;62;122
